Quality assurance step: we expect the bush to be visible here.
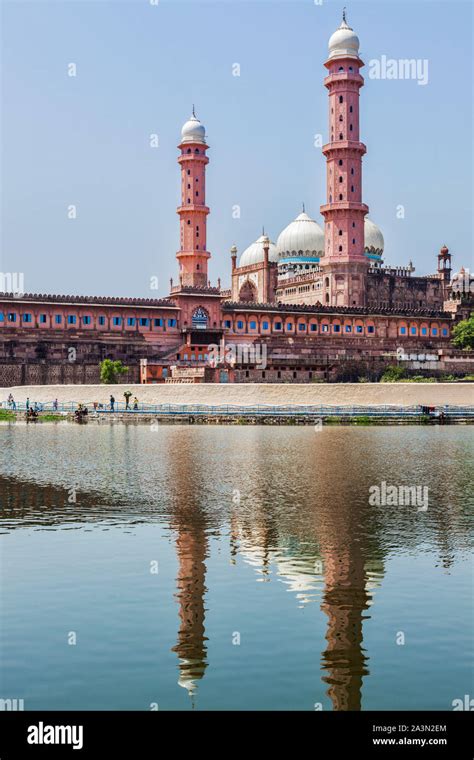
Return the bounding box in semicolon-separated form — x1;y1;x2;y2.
380;365;406;382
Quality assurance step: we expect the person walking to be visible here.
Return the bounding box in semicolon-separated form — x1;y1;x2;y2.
53;398;58;411
110;395;115;412
124;390;132;410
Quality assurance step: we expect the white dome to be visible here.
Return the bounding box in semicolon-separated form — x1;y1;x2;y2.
451;267;473;293
239;234;278;267
181;113;206;144
328;17;360;60
277;212;325;258
364;217;384;254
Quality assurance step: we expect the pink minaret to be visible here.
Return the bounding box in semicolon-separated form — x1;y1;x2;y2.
176;109;211;289
320;12;369;307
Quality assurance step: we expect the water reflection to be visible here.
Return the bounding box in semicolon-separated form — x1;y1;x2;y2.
0;426;472;710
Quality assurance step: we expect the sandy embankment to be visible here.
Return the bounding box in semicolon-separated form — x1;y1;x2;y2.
1;383;473;407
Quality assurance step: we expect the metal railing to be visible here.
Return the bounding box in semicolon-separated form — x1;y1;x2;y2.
3;401;474;418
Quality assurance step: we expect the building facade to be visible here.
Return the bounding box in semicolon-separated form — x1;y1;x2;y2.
0;13;472;386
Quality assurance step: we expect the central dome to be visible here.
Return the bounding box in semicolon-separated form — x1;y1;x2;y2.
276;212;325;258
239;234;278;267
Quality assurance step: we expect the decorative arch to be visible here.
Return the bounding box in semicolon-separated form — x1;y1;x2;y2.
191;306;209;329
239;279;257;303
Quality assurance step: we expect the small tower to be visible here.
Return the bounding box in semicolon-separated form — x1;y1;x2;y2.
230;245;237;272
176;110;211;289
437;244;452;282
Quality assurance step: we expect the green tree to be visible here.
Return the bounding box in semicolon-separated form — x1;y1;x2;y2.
380;365;406;382
99;359;129;384
452;314;474;350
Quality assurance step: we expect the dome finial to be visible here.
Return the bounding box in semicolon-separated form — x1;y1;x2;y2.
302;202;305;213
192;104;196;117
342;7;346;23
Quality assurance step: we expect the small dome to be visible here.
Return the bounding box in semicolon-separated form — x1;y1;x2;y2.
181;113;206;144
364;217;384;254
277;212;325;258
450;268;473;292
239;234;278;267
328;15;360;60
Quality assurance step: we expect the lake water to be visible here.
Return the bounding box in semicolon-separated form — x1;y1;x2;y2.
0;423;472;711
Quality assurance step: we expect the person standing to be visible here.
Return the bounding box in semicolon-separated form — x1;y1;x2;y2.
26;397;30;412
133;397;139;411
53;398;58;411
110;395;115;412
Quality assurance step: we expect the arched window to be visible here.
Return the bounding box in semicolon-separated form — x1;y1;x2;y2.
187;148;191;154
352;222;356;228
339;193;343;200
195;148;200;153
339;245;342;252
339;176;343;183
349;124;353;131
325;277;330;287
338;159;343;166
187;219;190;225
349;105;353;112
351;168;354;175
339;230;342;236
339;115;343;122
187;169;191;175
339;133;343;140
351;185;354;192
192;307;209;329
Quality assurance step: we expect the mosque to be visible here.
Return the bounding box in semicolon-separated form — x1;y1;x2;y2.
0;12;472;385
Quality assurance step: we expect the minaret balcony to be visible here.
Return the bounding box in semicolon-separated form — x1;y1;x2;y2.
324;71;364;88
322;141;366;156
176;205;210;215
320;202;368;215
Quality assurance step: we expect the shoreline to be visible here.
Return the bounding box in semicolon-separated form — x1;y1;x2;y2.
2;382;473;407
2;383;472;426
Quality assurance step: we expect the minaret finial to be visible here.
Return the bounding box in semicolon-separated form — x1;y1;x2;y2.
262;225;265;236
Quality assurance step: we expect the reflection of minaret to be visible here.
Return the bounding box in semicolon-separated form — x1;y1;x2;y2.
171;522;208;697
320;545;371;711
167;432;210;700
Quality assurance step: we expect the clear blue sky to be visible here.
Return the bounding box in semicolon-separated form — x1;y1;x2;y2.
2;0;472;298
